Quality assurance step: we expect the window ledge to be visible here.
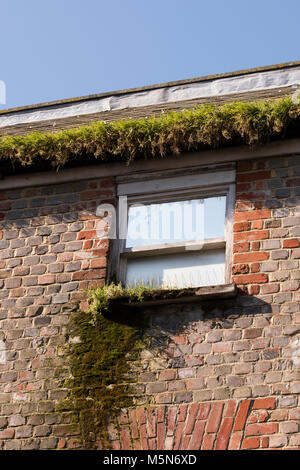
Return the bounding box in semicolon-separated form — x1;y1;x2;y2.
116;283;238;308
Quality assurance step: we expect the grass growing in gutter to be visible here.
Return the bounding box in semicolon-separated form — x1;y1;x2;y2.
64;284;153;449
1;97;299;169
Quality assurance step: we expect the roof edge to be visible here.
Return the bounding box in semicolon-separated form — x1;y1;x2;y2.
1;60;300;116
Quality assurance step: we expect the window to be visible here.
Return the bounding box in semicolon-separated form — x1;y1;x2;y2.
112;164;235;289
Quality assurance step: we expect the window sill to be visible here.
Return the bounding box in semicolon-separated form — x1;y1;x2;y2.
115;283;237;309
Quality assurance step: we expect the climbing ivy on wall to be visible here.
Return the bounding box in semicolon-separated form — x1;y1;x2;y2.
0;97;299;169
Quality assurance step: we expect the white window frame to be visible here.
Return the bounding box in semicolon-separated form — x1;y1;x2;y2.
109;164;236;288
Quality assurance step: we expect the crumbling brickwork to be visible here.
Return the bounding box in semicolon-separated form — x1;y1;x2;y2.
0;155;299;450
106;398;300;450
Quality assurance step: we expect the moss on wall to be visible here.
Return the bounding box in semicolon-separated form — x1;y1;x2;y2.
64;284;153;449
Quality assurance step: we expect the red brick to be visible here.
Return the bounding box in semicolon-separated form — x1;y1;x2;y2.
215;417;234;450
249;410;269;423
188;421;205;450
245;422;278;436
185;403;199;434
224;400;237;418
78;230;97;240
129;410;139;440
72;269;106;280
252;241;260;251
159;370;176;381
173;421;185;450
146;408;156;439
178;405;187;422
100;178;115;188
137;407;146;424
140;424;148;450
155;393;172;404
234;209;271;221
261;436;269;448
251;263;260;273
90;258;106;269
157;406;165;423
198;402;211;420
233;273;268;284
237;171;271;183
283;239;300;248
252;397;276;410
157;422;165;450
242;437;260;449
236;191;267;200
186;378;205;390
235;201;253;211
38;274;55;285
213;342;231;353
233;400;251;431
233;242;250;253
118;409;129;425
234;230;269;242
206;402;224;433
0;429;14;439
91;248;109;257
111;441;121;450
252;220;263;229
233;221;251;232
133;439;141;450
80;189;114;200
249;285;260;295
232;264;249;275
166;407;177;436
83;240;92;249
234;252;269;263
171;335;186;344
202;433;215;450
120;428;132;450
228;431;243;450
182;435;191;449
236;183;251;193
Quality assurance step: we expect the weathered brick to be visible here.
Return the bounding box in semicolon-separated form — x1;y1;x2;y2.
233;273;268;284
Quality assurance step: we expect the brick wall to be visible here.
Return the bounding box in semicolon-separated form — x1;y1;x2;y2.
105;397;299;450
0;155;299;450
0;178;114;449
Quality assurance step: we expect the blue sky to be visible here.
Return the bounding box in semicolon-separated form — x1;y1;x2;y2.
1;0;300;109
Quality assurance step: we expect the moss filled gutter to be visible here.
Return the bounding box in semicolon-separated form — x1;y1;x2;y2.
1;97;300;171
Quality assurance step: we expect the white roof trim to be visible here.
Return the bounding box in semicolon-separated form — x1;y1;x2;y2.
1;66;300;129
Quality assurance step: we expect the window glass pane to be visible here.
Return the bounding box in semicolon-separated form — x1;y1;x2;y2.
126;196;226;248
126;249;225;288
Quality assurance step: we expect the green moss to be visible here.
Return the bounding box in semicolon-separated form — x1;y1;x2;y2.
66;284;154;449
1;96;299;169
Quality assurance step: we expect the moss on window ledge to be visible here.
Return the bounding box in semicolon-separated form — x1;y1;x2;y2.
110;283;238;309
